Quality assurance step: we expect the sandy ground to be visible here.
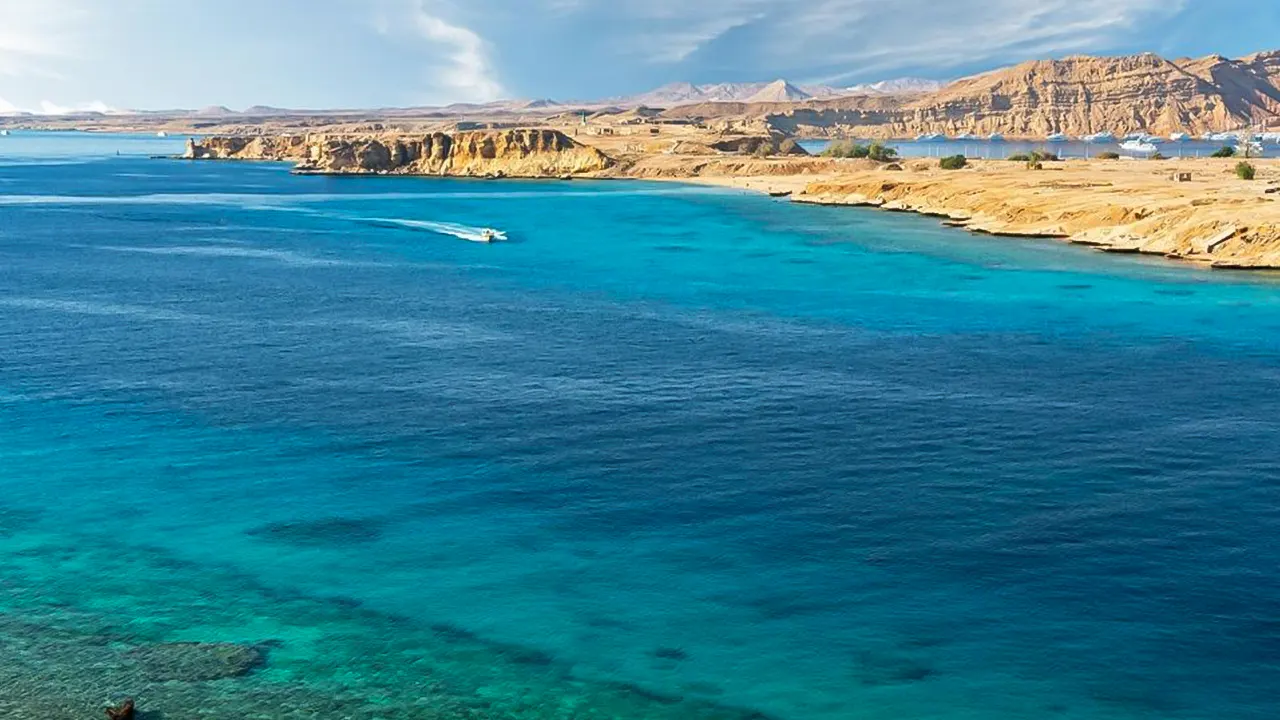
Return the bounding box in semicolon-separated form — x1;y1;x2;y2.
638;156;1280;269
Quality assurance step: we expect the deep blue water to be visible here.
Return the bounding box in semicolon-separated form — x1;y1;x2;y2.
2;134;1280;719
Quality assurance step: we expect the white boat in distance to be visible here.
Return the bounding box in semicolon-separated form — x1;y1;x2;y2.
1170;132;1191;142
1120;140;1159;155
1046;133;1069;142
987;133;1006;142
1083;132;1116;142
915;133;947;141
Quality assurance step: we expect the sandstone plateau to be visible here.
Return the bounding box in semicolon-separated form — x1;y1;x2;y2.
185;129;614;178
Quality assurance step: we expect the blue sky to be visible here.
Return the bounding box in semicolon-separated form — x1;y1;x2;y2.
1;0;1277;112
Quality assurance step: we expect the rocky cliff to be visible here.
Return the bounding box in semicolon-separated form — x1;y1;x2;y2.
185;129;614;177
665;51;1280;138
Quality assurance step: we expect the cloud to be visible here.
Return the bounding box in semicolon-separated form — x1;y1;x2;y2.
0;0;89;78
374;0;504;104
531;0;1184;84
0;0;1213;110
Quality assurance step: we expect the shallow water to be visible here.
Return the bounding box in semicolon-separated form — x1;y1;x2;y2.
1;138;1279;719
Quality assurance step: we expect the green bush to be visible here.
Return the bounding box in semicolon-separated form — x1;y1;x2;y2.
1237;161;1256;180
939;154;968;170
867;142;898;162
1013;150;1059;163
1211;146;1236;158
822;141;897;162
1096;151;1121;160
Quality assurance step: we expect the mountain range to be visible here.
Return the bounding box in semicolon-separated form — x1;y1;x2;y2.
613;77;944;108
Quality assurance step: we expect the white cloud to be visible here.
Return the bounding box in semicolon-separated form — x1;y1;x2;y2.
534;0;1185;82
0;0;90;78
373;0;504;104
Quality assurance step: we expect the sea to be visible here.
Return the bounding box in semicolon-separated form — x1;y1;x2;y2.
0;131;1278;719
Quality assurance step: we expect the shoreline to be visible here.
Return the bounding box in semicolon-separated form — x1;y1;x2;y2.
175;131;1280;270
645;160;1280;270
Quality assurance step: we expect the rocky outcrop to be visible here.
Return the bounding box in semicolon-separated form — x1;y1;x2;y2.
708;134;809;156
186;129;614;178
184;135;310;161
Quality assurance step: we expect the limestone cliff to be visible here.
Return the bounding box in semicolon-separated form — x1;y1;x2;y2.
185;130;614;177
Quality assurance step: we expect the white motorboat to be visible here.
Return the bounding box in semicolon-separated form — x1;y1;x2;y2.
1083;132;1116;142
1170;132;1191;142
987;133;1005;142
479;229;507;243
915;133;947;142
1046;133;1069;142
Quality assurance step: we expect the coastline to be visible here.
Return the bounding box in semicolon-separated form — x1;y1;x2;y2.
177;132;1280;270
647;159;1280;270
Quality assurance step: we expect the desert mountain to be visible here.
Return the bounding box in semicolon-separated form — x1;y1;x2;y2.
745;80;812;104
679;51;1280;138
844;78;946;95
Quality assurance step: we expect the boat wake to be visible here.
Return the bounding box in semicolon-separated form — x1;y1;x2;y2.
366;218;507;243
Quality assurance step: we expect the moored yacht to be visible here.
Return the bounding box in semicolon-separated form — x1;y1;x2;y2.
1119;139;1158;155
1046;133;1069;142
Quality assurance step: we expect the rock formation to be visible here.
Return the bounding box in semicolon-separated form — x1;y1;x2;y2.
104;698;135;720
186;129;614;178
663;51;1280;138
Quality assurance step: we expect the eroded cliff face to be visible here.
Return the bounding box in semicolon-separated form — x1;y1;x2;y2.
186;130;614;177
668;51;1280;138
184;135;311;161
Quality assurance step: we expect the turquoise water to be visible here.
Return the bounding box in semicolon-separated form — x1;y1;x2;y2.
2;135;1280;718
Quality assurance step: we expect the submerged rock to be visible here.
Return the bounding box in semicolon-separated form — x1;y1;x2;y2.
104;698;134;720
125;642;267;682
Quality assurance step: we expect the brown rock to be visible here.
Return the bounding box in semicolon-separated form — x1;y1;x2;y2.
105;698;134;720
188;129;614;178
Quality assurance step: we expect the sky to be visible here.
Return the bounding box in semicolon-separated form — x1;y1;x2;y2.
1;0;1278;112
